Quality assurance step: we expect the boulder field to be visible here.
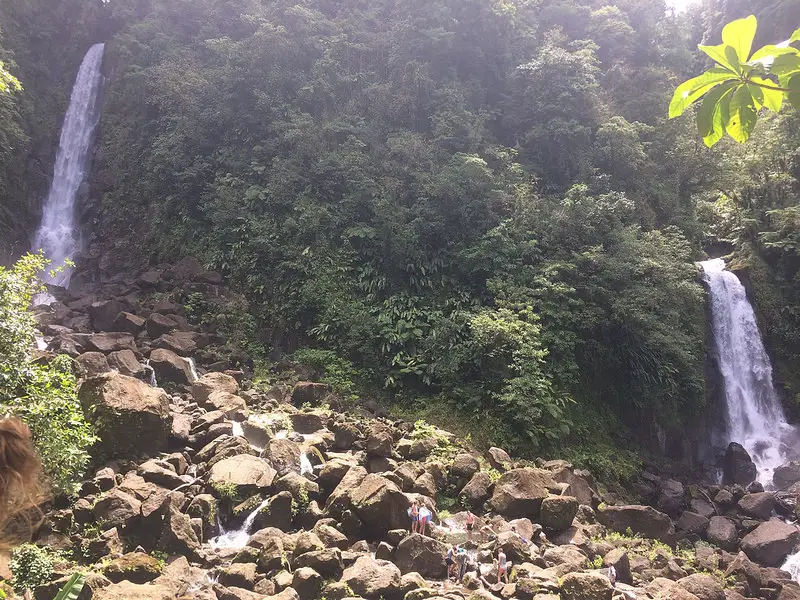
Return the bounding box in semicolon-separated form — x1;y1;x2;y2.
23;259;800;600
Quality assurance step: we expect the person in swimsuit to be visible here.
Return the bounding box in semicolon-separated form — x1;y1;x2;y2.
445;545;457;579
456;546;468;583
408;500;419;533
497;548;510;584
466;511;475;541
418;505;432;536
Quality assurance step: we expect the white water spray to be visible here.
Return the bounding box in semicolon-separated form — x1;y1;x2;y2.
701;258;797;487
209;498;269;550
300;452;313;476
32;44;105;288
186;357;199;383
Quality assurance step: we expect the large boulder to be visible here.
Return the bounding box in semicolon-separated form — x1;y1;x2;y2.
451;454;480;480
111;312;146;335
677;573;725;600
291;382;329;406
93;581;173;600
146;313;178;339
596;505;674;542
340;555;402;599
89;300;129;332
723;443;757;487
87;332;137;354
107;349;145;378
394;533;447;578
152;332;198;356
706;515;735;551
149;348;195;384
462;471;492;509
738;492;775;520
93;488;141;529
79;372;170;458
209;455;277;495
366;424;394;457
656;479;686;516
192;372;239;406
488;447;513;471
540;495;579;531
490;468;554;518
265;438;302;477
350;474;409;535
560;571;613;600
77;352;111;376
774;462;800;490
740;519;800;566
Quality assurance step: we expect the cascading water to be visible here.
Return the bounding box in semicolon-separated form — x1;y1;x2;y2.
31;44;105;288
209;498;270;550
701;258;797;487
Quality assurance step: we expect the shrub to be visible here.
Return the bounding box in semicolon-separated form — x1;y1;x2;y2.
10;543;54;593
0;253;96;494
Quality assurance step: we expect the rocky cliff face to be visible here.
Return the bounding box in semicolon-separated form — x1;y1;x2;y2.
20;259;800;600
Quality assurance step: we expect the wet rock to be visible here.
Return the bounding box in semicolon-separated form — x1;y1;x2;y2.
490;468;555;518
540;495;579;531
560;571;612;600
596;504;674;542
149;348;195;384
394;533;447;578
738;492;775;520
740;519;800;566
340;555;402;599
775;462;800;490
724;443;757;487
79;372;170;458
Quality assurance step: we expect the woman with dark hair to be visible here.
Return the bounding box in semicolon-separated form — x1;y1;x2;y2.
0;418;44;545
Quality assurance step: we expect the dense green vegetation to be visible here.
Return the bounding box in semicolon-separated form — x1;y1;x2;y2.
0;254;95;494
0;0;799;464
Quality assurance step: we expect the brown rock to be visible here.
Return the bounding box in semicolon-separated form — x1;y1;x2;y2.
149;348;195;384
490;468;553;518
87;332;137;353
340;555;402;599
107;349;145;378
740;519;800;567
596;504;674;542
77;351;111;376
111;312;146;335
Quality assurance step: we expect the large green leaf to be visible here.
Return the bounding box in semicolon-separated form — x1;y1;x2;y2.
771;52;800;77
699;43;739;73
722;15;757;62
749;45;799;65
53;573;85;600
726;85;758;143
749;76;783;112
792;27;800;43
668;67;736;118
788;73;800;110
696;83;734;147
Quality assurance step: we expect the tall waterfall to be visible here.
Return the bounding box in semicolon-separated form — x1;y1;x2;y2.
32;44;105;288
701;258;796;487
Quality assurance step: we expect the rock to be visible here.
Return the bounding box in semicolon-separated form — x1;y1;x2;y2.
462;471;492;509
266;438;302;477
275;471;320;502
543;545;587;576
107;349;145;378
394;533;447;578
397;437;437;460
645;578;700;600
560;571;613;600
87;332;137;353
596;504;674;542
149;348;196;384
86;526;124;559
291;382;330;406
724;443;757;487
714;489;735;509
340;555;402;599
294;548;343;578
92;581;173;600
192;372;240;405
291;411;328;434
89;300;129;332
603;547;631;585
209;455;277;494
349;473;410;535
205;391;247;419
551;468;596;507
740;519;800;566
219;563;257;589
366;423;393;457
325;465;367;513
152;332;197;356
540;495;578;531
79;372;170;458
412;472;437;497
291;567;322;600
676;511;710;535
775;462;800;490
139;460;185;489
490;468;555;518
451;454;480;479
111;312;146;335
146;313;178;338
92;489;142;529
657;479;686;516
488;447;513;471
77;351;111;376
159;506;201;557
102;552;163;583
313;523;349;549
252;491;294;531
677;573;725;600
690;498;716;519
738;492;775;520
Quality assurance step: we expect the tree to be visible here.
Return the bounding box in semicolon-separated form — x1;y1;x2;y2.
0;60;20;93
670;15;800;147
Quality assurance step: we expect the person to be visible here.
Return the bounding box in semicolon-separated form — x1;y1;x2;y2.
445;545;457;580
466;511;475;542
0;418;44;546
456;546;468;583
408;500;419;534
480;523;498;542
497;548;510;584
418;505;432;536
608;564;617;588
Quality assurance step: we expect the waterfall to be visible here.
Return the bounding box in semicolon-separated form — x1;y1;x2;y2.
701;258;796;487
300;452;313;476
209;498;269;550
186;357;200;383
32;44;105;288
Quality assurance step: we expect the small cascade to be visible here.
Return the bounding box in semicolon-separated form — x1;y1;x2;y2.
300;452;313;476
209;498;270;550
144;361;158;387
31;44;105;289
782;551;800;583
34;335;48;351
186;358;199;383
231;421;244;438
701;258;799;486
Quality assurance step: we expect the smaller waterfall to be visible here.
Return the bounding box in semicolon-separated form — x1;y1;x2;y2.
144;361;158;387
209;498;270;550
782;551;800;583
300;453;313;476
231;421;244;438
186;358;199;383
